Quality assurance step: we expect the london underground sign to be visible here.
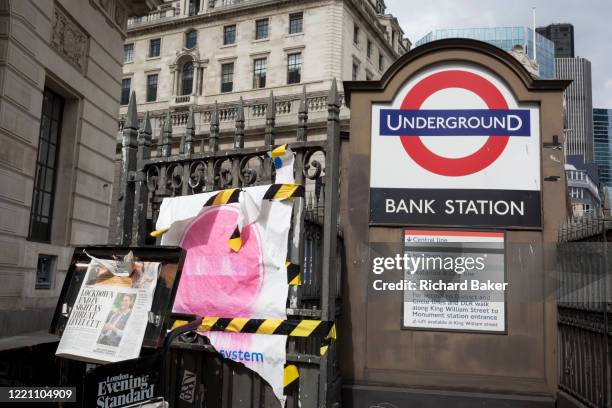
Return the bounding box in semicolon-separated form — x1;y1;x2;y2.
370;64;541;228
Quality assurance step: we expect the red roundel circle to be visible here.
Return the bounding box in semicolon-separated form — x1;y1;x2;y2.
400;70;510;177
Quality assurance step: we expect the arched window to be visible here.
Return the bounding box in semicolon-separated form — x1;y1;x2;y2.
185;30;197;49
181;62;194;96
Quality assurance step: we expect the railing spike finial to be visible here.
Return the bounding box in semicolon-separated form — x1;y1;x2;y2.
143;111;152;140
186;106;195;131
125;91;139;130
163;109;172;133
237;96;245;121
183;106;195;155
234;97;245;149
212;101;220;126
328;77;340;108
299;85;308;114
209;101;219;152
264;91;276;147
138;111;152;161
297;85;308;142
266;90;276;120
161;110;172;157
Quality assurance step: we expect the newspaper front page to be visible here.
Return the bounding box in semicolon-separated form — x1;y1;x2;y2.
56;254;160;364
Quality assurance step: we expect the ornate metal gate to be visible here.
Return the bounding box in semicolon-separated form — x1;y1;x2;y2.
116;81;344;407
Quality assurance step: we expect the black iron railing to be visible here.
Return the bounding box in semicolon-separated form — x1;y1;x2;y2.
116;81;344;407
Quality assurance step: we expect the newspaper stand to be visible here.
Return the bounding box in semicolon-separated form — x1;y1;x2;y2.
50;245;185;407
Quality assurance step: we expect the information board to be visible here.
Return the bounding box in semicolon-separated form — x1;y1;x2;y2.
402;229;506;333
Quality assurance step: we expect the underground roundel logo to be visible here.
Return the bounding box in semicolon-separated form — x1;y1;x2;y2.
379;70;531;177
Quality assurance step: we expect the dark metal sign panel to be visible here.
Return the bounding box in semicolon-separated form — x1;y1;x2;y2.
370;188;541;228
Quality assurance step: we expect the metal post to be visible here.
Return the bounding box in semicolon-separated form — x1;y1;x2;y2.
264;91;276;183
161;110;172;157
289;87;308;309
182;108;195;196
209;101;219;152
232;97;245;188
132;111;152;245
183;106;195;155
207;102;220;191
319;79;341;407
117;91;138;245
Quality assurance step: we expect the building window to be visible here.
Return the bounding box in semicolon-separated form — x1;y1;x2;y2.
121;78;131;105
146;74;158;102
378;53;384;71
352;61;359;80
353;24;360;45
123;43;134;63
255;18;269;40
188;0;200;16
181;63;194;95
29;88;64;242
366;39;372;58
149;38;161;57
224;25;236;45
185;30;197;49
289;12;303;34
36;254;55;289
253;58;267;89
287;52;301;84
221;62;234;93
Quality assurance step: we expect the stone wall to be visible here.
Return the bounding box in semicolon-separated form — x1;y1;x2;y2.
0;0;153;337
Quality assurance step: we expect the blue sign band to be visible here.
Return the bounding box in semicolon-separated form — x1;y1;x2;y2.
379;109;531;136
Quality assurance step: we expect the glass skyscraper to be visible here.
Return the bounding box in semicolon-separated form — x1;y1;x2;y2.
415;27;555;79
593;108;612;203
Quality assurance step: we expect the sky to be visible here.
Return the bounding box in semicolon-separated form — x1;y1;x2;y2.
386;0;612;108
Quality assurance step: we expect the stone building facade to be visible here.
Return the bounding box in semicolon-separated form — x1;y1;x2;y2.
112;0;409;239
0;0;159;337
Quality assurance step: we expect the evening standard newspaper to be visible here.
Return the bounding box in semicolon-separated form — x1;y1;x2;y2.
56;254;160;364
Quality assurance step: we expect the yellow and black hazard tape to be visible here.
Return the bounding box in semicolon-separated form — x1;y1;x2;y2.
284;364;299;395
202;183;303;206
204;188;241;206
263;183;304;201
198;317;333;337
286;261;300;286
171;316;333;338
319;323;337;356
149;183;303;241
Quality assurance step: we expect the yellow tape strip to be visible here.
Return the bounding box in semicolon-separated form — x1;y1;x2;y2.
226;318;249;333
213;188;238;206
327;324;337;340
283;365;299;388
256;319;283;335
271;144;288;158
227;236;242;252
290;320;321;337
150;227;170;238
198;317;219;332
171;320;188;330
274;184;299;200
